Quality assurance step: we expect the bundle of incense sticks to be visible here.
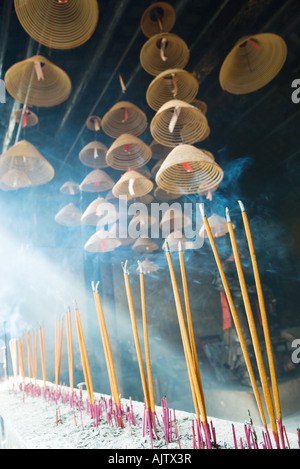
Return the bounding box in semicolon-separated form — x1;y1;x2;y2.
39;327;47;389
200;202;285;449
92;281;124;428
121;260;156;445
55;319;64;392
65;310;74;396
9;339;18;383
25;332;32;381
137;261;157;434
31;331;38;384
74;303;94;406
164;243;212;449
18;338;25;383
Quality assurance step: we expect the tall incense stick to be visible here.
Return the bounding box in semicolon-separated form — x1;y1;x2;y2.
238;201;284;447
122;261;151;412
226;207;279;448
31;331;38;384
9;339;18;383
165;244;211;449
137;261;157;430
25;332;32;381
55;319;64;392
18;339;25;383
66;310;74;395
199;204;269;435
74;303;94;406
92;281;123;427
39;327;47;389
178;242;207;418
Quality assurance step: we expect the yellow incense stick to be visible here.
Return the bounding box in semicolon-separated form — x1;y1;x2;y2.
25;332;32;381
165;246;208;427
39;327;47;389
66;310;74;394
31;331;38;384
178;244;206;417
138;262;156;415
18;339;25;382
122;261;151;411
74;305;94;405
55;319;64;391
238;200;282;424
226;207;279;446
200;204;268;429
92;281;121;409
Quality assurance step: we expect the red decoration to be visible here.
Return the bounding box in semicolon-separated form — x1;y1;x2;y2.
183;162;193;172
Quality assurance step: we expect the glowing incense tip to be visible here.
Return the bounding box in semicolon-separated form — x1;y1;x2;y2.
238;200;245;212
178;240;182;251
137;260;144;274
199;203;205;218
225;207;231;223
164;240;170;252
91;281;95;292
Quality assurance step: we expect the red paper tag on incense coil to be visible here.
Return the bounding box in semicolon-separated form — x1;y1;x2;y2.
34;62;44;80
100;240;106;252
183;162;193;172
123;107;128;122
248;38;260;49
22;107;29;128
58;0;68;3
124;144;130;153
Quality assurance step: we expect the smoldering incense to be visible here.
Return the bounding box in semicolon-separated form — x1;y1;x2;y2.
199;203;270;442
238;200;285;449
226;207;279;449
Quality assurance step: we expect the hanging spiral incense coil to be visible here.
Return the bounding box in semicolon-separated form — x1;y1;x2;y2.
140;2;176;38
79;169;114;193
150;99;209;147
0;139;54;189
14;0;99;50
190;99;208;115
59;180;80;195
155;144;223;195
86;116;102;132
219;33;287;95
81;196;119;226
101;101;147;139
132;237;159;253
84;230;122;253
112;170;153;198
5;55;72;107
55;203;82;226
154;186;181;201
146;69;199;111
149;140;170;160
79;141;108;169
106;134;152;171
140;33;189;76
14;108;39;127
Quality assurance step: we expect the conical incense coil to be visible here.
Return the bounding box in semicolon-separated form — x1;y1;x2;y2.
146;69;199;111
149;140;170;160
132;237;159;253
154;186;181;201
108;221;135;246
140;33;190;76
80;169;114;193
127;193;154;205
0;168;32;190
219;33;287;95
0;140;54;188
101;101;147;139
59;180;80;195
86;116;102;132
14;0;99;50
129;212;157;232
150;99;209;147
160;207;191;232
162;230;199;251
190;99;208;115
140;2;176;38
81;196;119;226
79;141;108;169
199;213;234;238
156;144;223;195
106;134;152;171
137;258;159;273
14;108;39;127
55;203;82;226
5;55;72;107
112;170;153;198
84;230;121;253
